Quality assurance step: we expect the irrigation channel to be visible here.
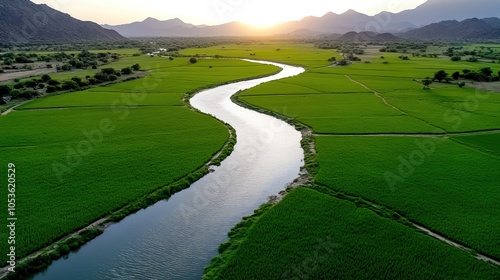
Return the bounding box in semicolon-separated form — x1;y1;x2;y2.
30;60;306;279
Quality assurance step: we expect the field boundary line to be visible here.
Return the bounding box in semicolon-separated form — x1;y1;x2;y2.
345;75;449;132
310;184;500;267
345;75;406;114
314;129;500;138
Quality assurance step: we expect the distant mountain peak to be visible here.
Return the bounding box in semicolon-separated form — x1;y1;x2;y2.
101;0;500;38
402;17;500;40
322;11;338;17
0;0;124;43
343;9;361;15
143;17;159;22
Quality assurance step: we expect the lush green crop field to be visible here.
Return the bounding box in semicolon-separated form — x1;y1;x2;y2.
453;133;500;156
383;88;500;132
205;188;500;279
18;58;280;110
182;43;335;68
0;57;280;263
240;93;438;134
240;72;371;96
315;136;500;258
189;42;500;278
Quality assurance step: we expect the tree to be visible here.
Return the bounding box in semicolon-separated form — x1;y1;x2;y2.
121;67;133;75
101;68;117;75
71;77;83;86
422;78;433;90
47;79;61;86
61;80;79;90
433;70;448;82
190;57;198;64
451;56;461;61
131;64;141;71
41;74;52;83
0;85;11;97
458;82;466;88
452;71;460;80
480;67;493;77
46;85;58;93
25;80;38;89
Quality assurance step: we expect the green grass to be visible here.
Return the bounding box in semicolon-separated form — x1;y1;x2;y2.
0;107;228;260
190;42;500;279
182;43;334;68
240;73;371;96
205;188;500;279
240;93;438;134
453;133;500;156
0;56;280;263
315;136;500;258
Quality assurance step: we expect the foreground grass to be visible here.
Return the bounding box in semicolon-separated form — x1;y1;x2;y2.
205;188;500;279
0;57;280;265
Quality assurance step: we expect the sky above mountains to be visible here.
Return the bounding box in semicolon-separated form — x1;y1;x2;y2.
30;0;427;26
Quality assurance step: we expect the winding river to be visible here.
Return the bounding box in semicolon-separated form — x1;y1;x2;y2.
31;60;305;279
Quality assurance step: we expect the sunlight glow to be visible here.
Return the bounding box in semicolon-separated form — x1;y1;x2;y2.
30;0;428;26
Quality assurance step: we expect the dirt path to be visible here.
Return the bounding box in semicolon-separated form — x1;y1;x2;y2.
414;225;500;266
1;100;32;116
0;68;56;83
345;75;406;114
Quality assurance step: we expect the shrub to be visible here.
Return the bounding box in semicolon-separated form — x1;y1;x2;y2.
121;67;133;75
190;57;198;64
47;79;61;86
41;74;52;83
46;85;58;93
61;80;79;90
0;85;11;96
131;64;141;71
101;68;117;75
87;78;98;85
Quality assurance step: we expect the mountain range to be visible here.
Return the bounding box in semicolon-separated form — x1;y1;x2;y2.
103;0;500;38
1;0;500;43
0;0;123;43
402;17;500;40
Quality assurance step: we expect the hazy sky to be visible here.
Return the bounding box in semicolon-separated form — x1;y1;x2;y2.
31;0;428;26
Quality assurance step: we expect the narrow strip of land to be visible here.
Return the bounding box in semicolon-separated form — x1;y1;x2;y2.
314;129;500;137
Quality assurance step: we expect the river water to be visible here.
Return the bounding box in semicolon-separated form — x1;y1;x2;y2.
31;60;305;280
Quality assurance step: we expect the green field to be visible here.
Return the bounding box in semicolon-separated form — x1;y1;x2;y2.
0;56;280;263
205;188;500;279
315;136;500;258
185;43;500;278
